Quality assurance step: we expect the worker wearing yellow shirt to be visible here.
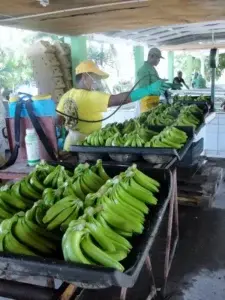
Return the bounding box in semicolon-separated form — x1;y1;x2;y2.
57;60;170;151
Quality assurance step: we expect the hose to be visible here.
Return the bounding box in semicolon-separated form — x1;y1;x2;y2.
55;75;167;123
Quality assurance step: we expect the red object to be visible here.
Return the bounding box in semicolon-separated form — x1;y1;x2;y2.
5;117;58;162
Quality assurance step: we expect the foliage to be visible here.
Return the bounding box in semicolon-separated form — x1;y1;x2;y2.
88;42;115;68
204;53;225;81
0;32;62;93
0;48;33;90
88;41;133;92
175;52;225;83
174;54;200;81
112;80;133;93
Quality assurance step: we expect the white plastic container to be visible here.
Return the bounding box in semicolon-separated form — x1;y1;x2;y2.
25;128;40;166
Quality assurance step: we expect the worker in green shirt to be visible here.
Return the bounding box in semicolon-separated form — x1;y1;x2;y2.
136;48;163;88
195;74;207;89
136;48;165;111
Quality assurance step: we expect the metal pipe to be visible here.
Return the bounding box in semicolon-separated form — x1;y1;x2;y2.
0;279;55;300
0;0;148;23
211;67;216;109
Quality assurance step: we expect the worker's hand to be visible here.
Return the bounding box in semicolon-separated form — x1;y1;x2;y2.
147;80;172;96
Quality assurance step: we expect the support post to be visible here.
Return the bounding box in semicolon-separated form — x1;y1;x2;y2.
133;45;144;82
186;55;193;86
168;51;174;82
200;55;205;77
68;36;88;84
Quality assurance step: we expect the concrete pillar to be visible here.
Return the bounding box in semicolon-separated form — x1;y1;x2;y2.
186;55;193;86
133;45;144;82
168;51;174;82
68;36;88;84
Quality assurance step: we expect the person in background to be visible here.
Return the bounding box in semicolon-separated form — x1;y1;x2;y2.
57;60;171;151
0;93;8;163
192;72;199;88
173;71;189;89
136;48;164;88
195;74;207;89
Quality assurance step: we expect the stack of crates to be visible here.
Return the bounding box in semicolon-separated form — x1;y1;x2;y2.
27;40;72;103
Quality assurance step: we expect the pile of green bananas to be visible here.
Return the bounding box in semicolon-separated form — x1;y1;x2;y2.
173;94;210;103
78;103;203;148
0;160;111;257
145;126;188;149
145;103;203;128
0;159;164;273
174;105;202;128
62;164;160;271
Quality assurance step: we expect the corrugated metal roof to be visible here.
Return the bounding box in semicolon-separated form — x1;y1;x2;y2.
98;21;225;48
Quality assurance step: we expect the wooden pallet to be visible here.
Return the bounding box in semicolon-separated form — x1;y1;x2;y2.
177;161;223;207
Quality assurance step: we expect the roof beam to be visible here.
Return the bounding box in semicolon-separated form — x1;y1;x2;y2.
161;42;225;51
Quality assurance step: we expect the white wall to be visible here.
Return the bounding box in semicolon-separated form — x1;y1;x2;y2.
204;113;225;157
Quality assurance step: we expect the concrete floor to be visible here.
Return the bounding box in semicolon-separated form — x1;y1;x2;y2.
1;183;225;300
78;181;225;300
164;182;225;300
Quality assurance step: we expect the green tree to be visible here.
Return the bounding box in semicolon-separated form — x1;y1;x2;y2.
0;48;33;91
204;53;225;81
88;41;134;92
0;31;62;93
88;42;116;69
174;54;200;81
112;80;133;93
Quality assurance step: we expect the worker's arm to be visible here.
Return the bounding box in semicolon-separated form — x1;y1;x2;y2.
108;92;131;107
182;79;189;89
184;82;190;89
108;80;171;107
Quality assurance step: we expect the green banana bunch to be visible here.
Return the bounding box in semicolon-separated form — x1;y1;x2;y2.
122;119;140;135
62;164;161;270
0;212;58;257
43;165;73;189
42;196;83;231
29;171;45;194
0;184;29;212
84;178;113;208
111;133;125;146
72;161;109;197
90;159;110;182
25;208;60;242
62;218;127;271
123;133;145;147
137;111;149;124
184;104;203;115
175;114;198;128
34;160;55;181
0;183;32;223
0;214;37;256
13;214;57;256
81;128;111;146
96;195;144;234
138;127;158;142
145;126;188;149
127;164;160;193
